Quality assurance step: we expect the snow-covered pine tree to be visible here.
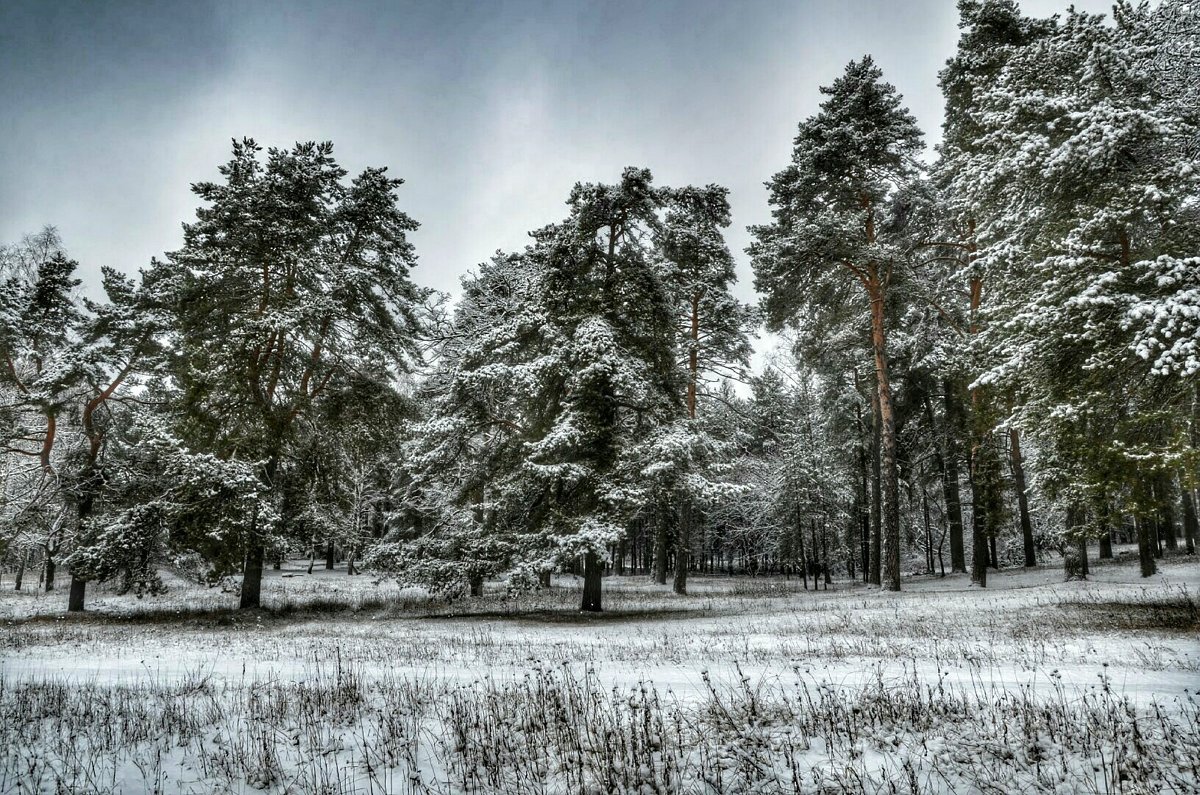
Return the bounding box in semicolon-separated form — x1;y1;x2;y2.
163;139;427;608
935;0;1055;580
389;169;682;611
0;242;83;594
371;250;549;598
751;56;924;591
651;185;754;594
67;410;277;596
61;264;168;610
492;167;682;611
956;7;1200;576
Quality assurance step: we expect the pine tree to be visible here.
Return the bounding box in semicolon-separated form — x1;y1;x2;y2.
936;0;1054;581
163;139;427;608
0;246;83;593
387;169;682;611
751;57;924;591
62;265;167;610
654;185;753;594
955;7;1200;575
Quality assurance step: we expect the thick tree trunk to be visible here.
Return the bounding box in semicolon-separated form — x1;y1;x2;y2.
856;405;871;582
1136;515;1157;577
941;382;967;573
854;432;873;583
43;554;56;593
1068;503;1088;579
469;573;484;597
69;465;99;613
14;552;26;591
581;551;602;612
968;431;995;586
240;543;265;609
673;501;690;595
970;499;987;588
325;542;335;570
68;575;86;612
1098;521;1113;560
653;508;669;585
1161;477;1179;553
869;389;882;586
241;455;279;610
869;278;901;592
965;238;989;588
1009;428;1036;567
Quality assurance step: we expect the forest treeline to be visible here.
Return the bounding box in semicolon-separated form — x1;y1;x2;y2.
2;1;1197;612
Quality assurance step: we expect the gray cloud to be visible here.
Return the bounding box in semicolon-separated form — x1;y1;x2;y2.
1;0;1114;308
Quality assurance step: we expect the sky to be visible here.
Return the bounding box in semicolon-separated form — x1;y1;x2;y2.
2;0;1116;313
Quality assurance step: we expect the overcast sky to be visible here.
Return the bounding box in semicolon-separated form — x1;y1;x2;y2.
2;0;1114;309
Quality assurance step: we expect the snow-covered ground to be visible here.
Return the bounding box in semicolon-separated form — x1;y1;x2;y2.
2;554;1197;794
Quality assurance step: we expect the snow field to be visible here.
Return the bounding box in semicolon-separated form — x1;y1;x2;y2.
1;556;1197;794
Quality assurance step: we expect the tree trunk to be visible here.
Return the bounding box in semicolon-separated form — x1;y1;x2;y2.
1136;515;1157;577
43;553;56;593
869;388;882;586
1067;503;1088;579
1009;427;1036;567
941;382;967;573
1098;524;1113;560
615;538;626;576
66;574;86;612
1183;487;1198;555
989;535;999;570
469;573;484;597
1161;476;1179;553
798;511;808;591
869;276;901;592
240;543;265;609
970;499;987;588
922;482;934;575
673;501;690;595
69;464;100;613
653;508;669;585
821;523;831;587
539;570;552;589
857;425;870;583
581;550;602;612
14;552;26;591
325;542;335;570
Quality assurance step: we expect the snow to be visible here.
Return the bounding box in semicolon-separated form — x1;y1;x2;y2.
1;555;1197;793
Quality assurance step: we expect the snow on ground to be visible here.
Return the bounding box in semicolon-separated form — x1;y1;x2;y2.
1;553;1197;793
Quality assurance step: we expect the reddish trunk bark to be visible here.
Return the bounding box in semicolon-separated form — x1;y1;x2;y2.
869;276;901;592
